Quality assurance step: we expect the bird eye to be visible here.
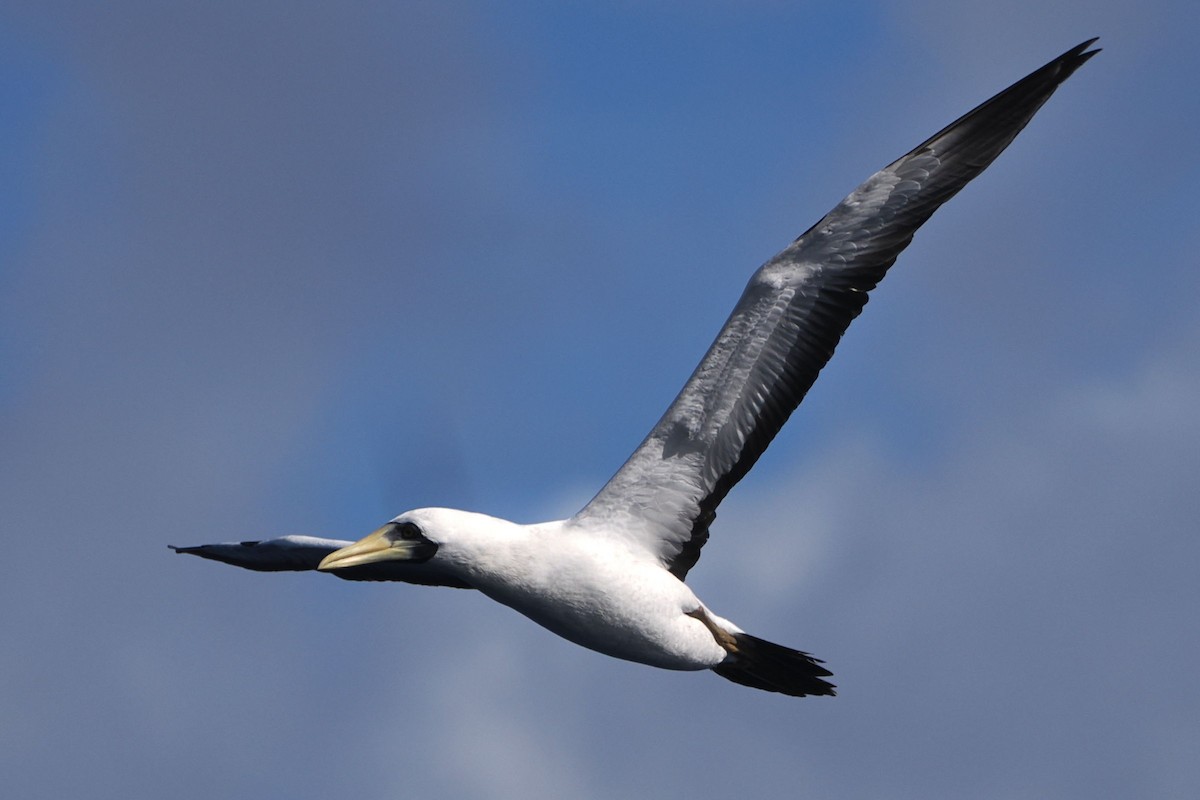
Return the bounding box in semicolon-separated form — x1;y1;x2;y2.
395;522;422;541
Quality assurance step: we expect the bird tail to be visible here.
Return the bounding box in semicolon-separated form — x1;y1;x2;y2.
712;633;836;697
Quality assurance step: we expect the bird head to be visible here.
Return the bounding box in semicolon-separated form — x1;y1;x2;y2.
316;508;513;576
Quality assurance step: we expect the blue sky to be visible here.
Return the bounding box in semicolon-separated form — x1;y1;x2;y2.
2;2;1198;798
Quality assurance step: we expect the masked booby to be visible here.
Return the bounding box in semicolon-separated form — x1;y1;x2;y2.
174;40;1098;697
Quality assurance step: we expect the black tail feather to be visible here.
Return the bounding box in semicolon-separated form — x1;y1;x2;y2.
712;633;836;698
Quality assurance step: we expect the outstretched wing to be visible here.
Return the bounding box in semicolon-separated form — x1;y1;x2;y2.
171;537;472;587
570;40;1099;579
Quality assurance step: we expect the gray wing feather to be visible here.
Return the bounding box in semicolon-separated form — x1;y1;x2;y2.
571;40;1099;578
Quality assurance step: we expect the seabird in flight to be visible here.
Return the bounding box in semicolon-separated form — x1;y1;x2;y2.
174;40;1098;697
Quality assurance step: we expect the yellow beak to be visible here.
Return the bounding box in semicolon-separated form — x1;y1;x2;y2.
317;524;423;571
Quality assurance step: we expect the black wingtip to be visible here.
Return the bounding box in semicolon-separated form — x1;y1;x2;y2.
1046;38;1101;84
170;544;219;557
1068;37;1102;68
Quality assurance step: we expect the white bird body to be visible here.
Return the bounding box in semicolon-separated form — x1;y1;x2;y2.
174;41;1099;697
406;509;733;669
